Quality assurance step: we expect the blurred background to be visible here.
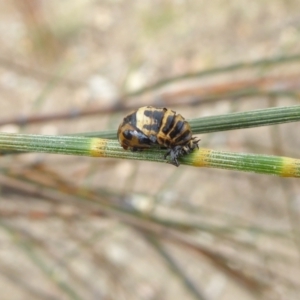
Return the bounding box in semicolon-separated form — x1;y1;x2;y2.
0;1;300;299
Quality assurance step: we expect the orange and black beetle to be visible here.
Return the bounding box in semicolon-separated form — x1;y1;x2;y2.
117;106;199;166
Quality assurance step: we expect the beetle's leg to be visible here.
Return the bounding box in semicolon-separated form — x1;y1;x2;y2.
172;157;179;167
181;146;189;155
165;152;179;167
192;137;200;149
170;147;182;167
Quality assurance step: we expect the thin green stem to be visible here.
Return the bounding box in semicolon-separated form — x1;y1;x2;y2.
77;105;300;139
189;105;300;133
0;133;299;177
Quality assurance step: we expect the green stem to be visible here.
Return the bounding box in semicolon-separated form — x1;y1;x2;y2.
0;133;299;177
78;105;300;139
184;148;300;177
189;105;300;133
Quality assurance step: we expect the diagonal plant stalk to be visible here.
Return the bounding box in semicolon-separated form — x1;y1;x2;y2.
0;105;299;177
0;170;268;296
127;54;300;97
142;233;208;300
0;221;82;300
2;161;293;292
1;55;300;127
77;105;300;139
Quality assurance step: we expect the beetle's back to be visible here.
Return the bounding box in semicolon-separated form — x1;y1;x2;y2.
118;106;199;166
118;106;193;149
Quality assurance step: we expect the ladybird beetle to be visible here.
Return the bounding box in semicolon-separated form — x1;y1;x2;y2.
117;106;199;166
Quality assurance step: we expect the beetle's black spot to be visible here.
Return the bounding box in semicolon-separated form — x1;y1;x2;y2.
152;110;165;123
169;120;184;139
174;129;191;144
142;124;152;131
162;115;175;134
135;131;152;145
143;123;159;133
123;112;137;127
123;130;133;140
143;109;164;133
129;112;137;126
152;110;165;131
139;136;152;145
143;110;152;117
